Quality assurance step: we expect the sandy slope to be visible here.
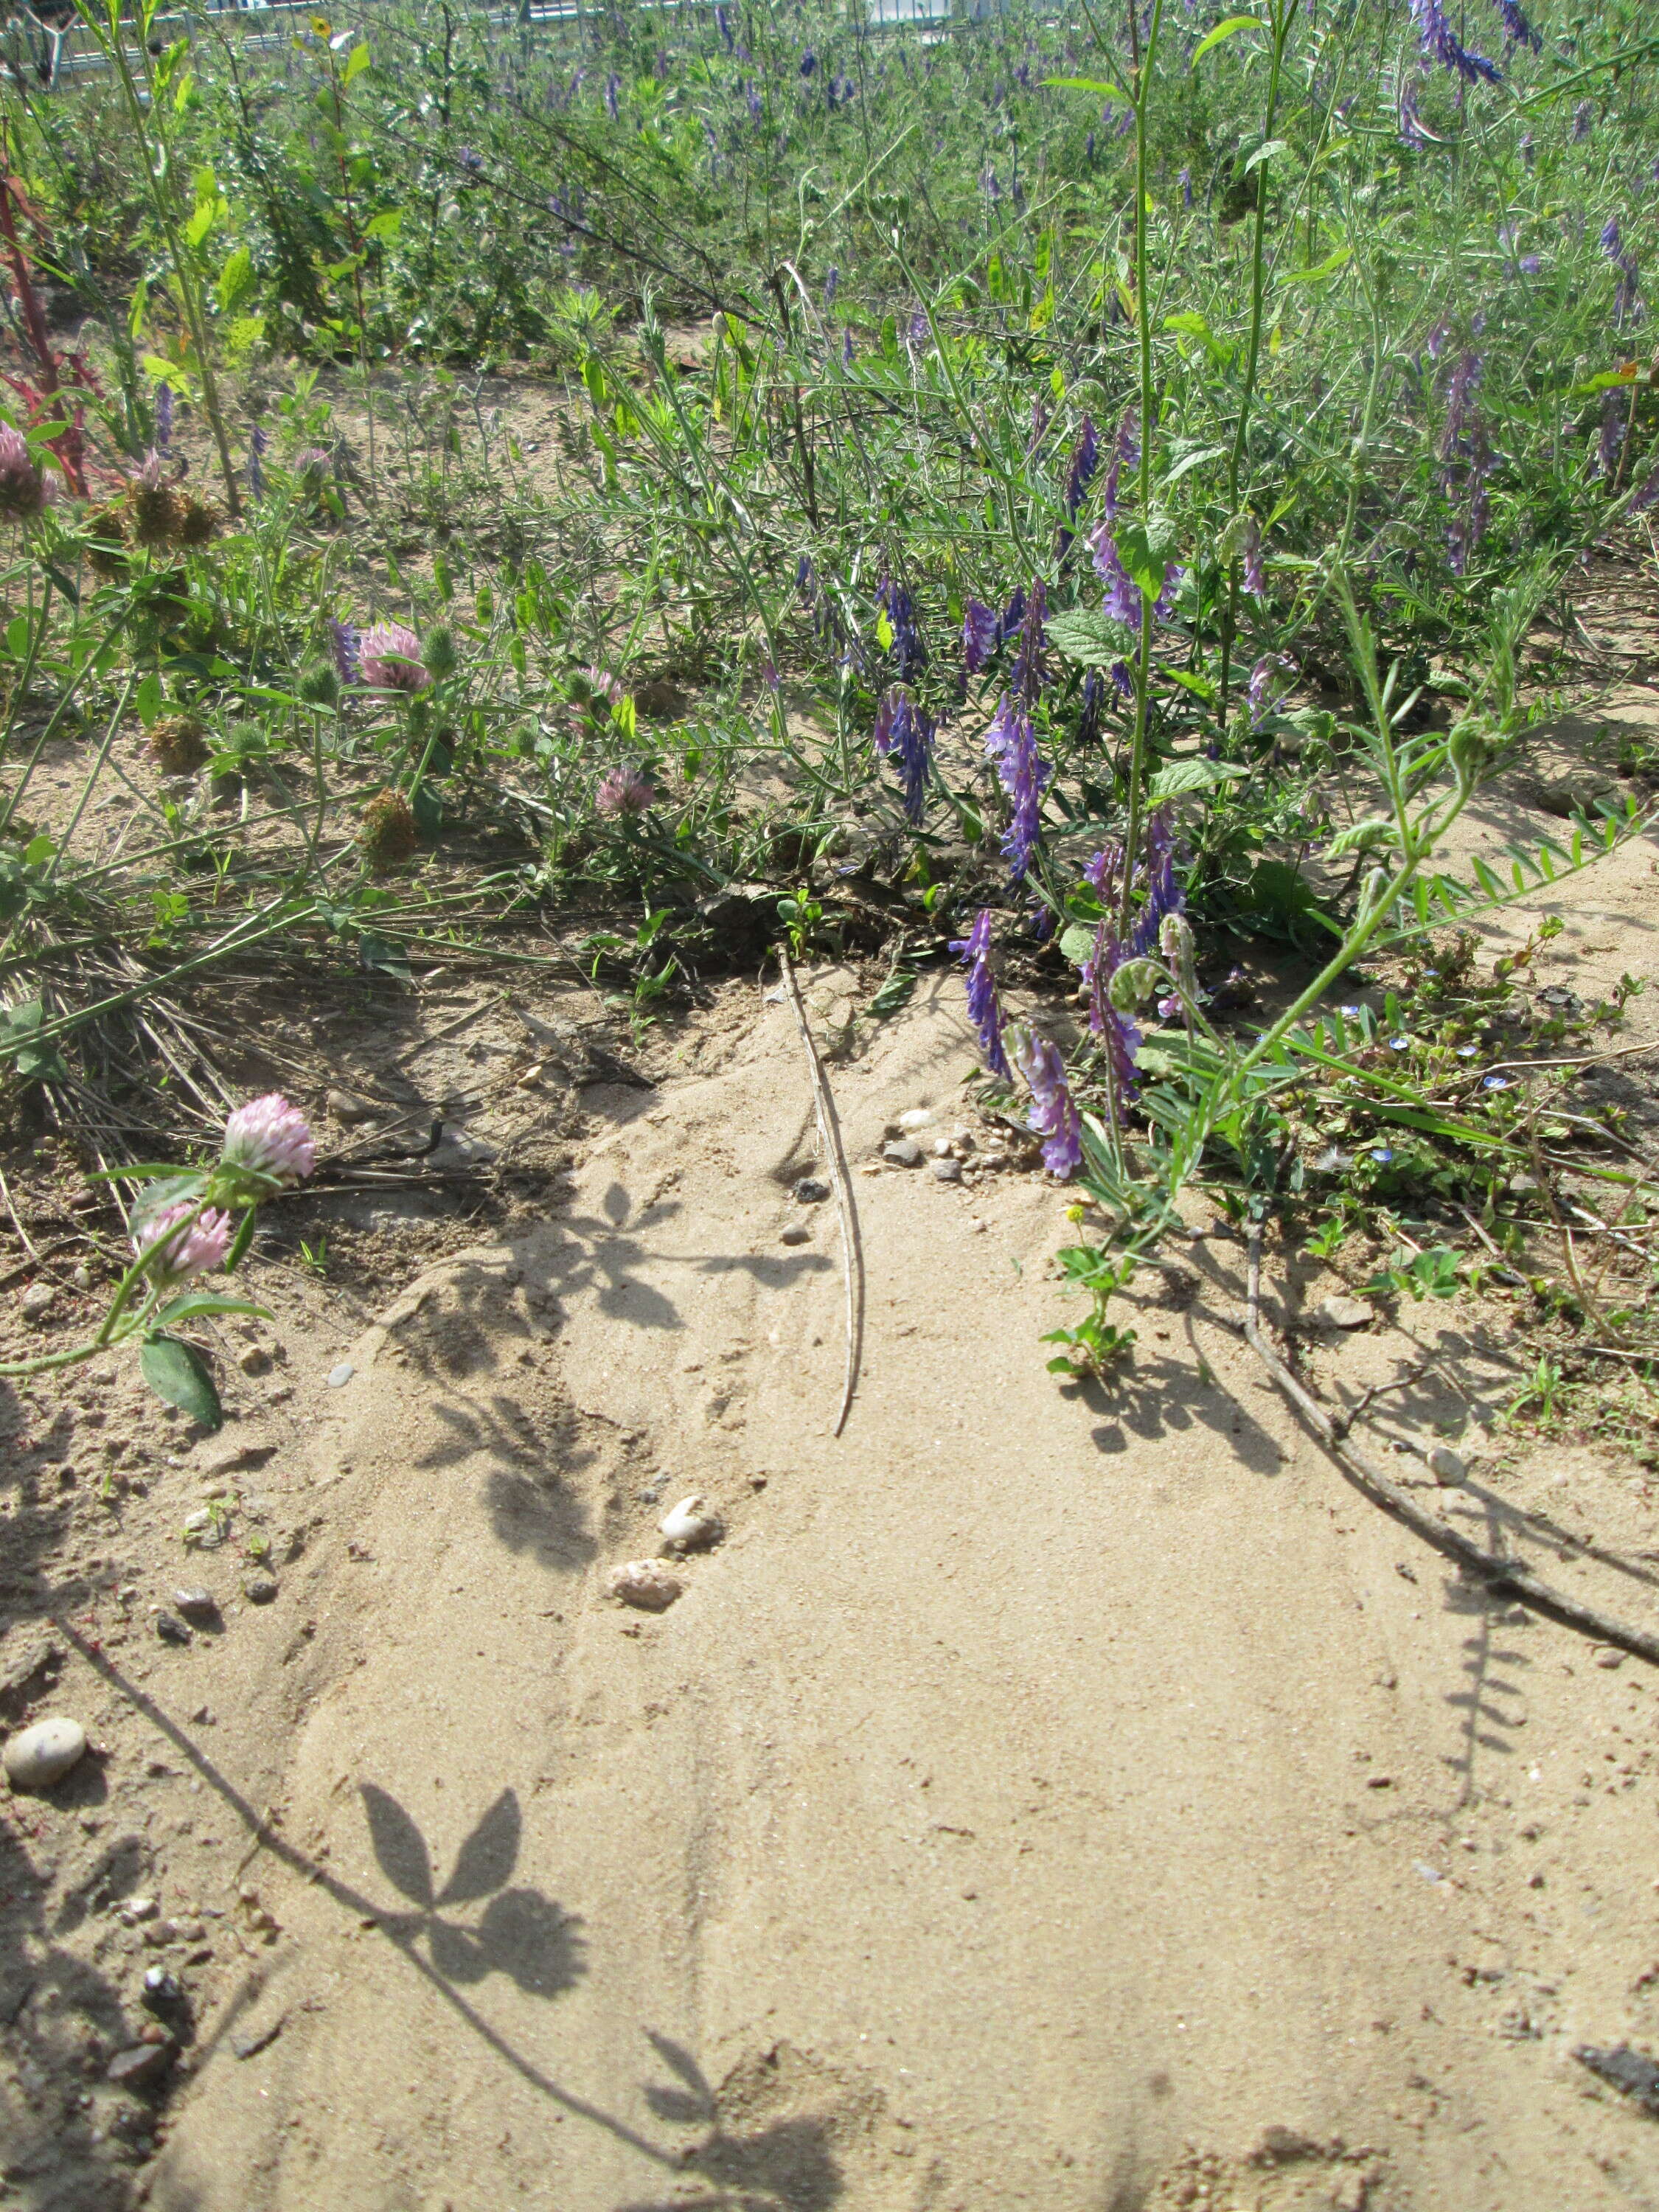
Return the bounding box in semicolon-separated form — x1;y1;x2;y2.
135;973;1659;2212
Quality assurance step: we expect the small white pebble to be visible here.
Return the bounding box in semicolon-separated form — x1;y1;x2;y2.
897;1108;933;1131
327;1362;355;1388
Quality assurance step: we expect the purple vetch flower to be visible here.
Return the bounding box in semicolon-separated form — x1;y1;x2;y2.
0;425;46;522
1179;167;1192;208
361;622;429;693
714;3;733;49
1601;217;1623;258
1127;807;1183;959
597;765;655;816
745;82;763;125
1248;653;1295;726
1009;577;1048;705
1084;844;1121;905
155;384;173;454
605;74;621;120
1240;515;1265;597
1438;351;1483;462
1520;130;1536;167
761;658;780;693
984;695;1049;883
456;145;485;177
328;618;362;687
998;585;1027;644
1410;0;1500;83
1628;460;1659;514
1598;391;1627;481
963;597;998;673
795;554;816;602
1100;408;1138;523
1083;923;1141;1100
1085;132;1096;162
247;425;267;501
875;576;927;682
799;48;816;76
1573;100;1594;142
1519;253;1542;274
221;1093;317;1186
1110;659;1133;702
1011;1028;1082;1178
1614;253;1642;330
1077;667;1106;744
1088;526;1143;627
950;908;1010;1078
823;265;839;310
1398;79;1430;149
1426;319;1451;362
1063;416;1099;517
841;330;855;368
873;686;933;824
1490;0;1540;51
134;1201;233;1285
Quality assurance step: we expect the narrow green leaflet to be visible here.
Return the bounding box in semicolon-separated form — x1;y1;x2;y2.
1192;16;1264;64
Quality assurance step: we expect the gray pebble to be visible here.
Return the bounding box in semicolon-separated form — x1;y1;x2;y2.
155;1613;192;1646
4;1716;87;1792
780;1225;811;1247
326;1362;355;1388
793;1178;831;1205
931;1158;963;1184
19;1281;53;1320
106;2043;170;2088
883;1140;922;1167
243;1573;279;1605
173;1588;218;1622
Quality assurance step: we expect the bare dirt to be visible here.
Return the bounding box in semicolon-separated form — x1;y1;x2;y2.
6;668;1659;2206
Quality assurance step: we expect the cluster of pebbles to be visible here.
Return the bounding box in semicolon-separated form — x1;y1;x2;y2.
872;1103;1032;1190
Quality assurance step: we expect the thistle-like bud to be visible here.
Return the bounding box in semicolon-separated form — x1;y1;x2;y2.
1158;912;1194;964
1108;957;1159;1012
422;625;458;682
298;661;340;707
1447;718;1489;793
1360;866;1393;917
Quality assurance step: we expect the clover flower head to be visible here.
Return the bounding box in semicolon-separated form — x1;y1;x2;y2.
597;765;655;817
134;1201;232;1284
0;423;47;522
360;622;429;693
222;1093;317;1186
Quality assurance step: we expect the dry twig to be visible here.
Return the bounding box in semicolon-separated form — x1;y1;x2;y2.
1245;1226;1659;1666
778;946;864;1437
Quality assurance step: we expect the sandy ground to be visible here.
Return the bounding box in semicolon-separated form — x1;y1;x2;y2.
8;966;1641;2212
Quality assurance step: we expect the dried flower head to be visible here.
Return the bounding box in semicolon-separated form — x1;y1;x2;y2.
128;479;184;547
83;504;130;576
133;1201;232;1285
172;496;219;549
359;622;429;693
221;1093;317;1186
148;715;209;777
359;787;420;868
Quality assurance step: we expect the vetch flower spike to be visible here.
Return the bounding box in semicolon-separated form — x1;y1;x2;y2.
1011;1028;1082;1179
950;909;1010;1079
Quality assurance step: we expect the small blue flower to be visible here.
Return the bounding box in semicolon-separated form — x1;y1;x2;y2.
1339;1004;1363;1018
1456;1045;1478;1058
1371;1147;1394;1164
1482;1075;1510;1091
1390;1037;1413;1051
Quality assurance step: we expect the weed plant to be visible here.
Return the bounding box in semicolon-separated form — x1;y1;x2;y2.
3;0;1659;1412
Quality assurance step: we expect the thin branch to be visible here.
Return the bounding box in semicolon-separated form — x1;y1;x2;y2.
1245;1227;1659;1667
778;946;864;1438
